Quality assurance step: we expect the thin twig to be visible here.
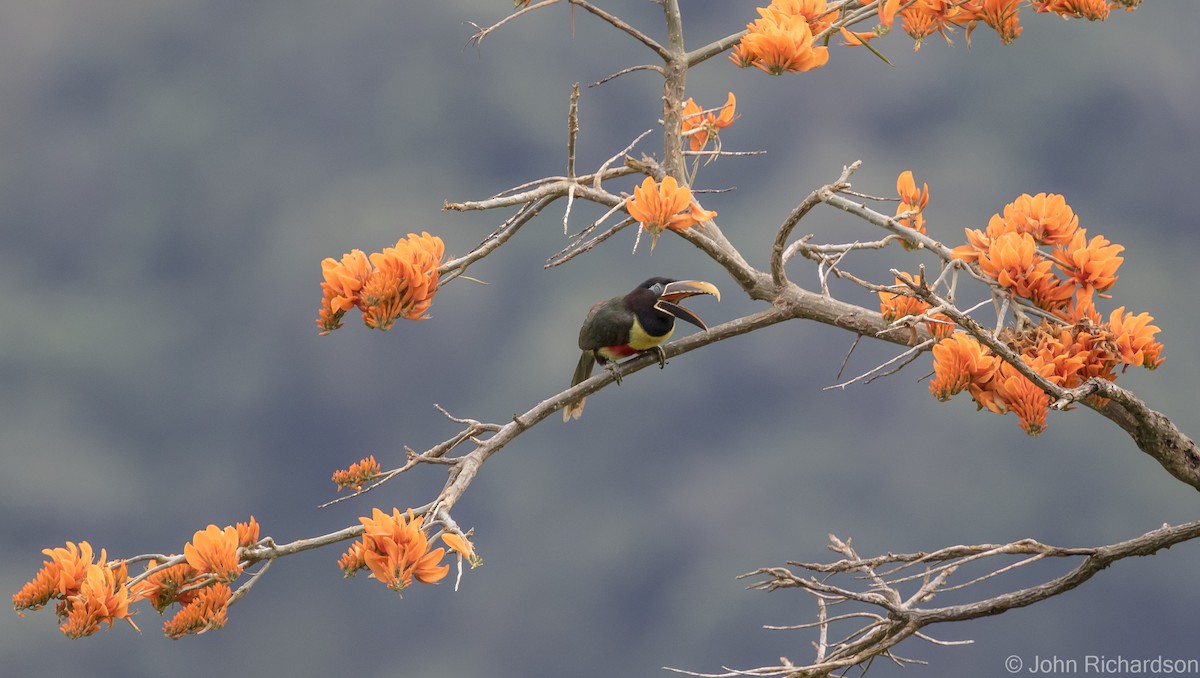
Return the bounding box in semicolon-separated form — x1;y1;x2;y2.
466;0;561;47
545;217;636;269
568;0;668;59
823;339;934;390
589;63;664;88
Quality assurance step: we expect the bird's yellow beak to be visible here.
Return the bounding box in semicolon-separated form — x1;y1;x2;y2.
655;280;720;330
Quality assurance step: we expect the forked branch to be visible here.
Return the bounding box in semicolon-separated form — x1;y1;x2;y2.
668;521;1200;677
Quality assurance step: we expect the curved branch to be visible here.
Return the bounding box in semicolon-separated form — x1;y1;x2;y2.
432;305;797;514
910;520;1200;623
770;161;859;288
1093;383;1200;490
687;521;1200;677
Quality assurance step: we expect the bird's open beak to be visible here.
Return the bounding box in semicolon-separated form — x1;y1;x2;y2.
655;280;720;331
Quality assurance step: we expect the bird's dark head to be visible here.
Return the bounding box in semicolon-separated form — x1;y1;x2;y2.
626;277;721;331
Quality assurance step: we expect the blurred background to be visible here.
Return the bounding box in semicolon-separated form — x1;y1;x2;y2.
2;2;1198;676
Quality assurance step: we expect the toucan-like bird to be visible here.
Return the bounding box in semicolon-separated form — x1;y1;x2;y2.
563;277;720;421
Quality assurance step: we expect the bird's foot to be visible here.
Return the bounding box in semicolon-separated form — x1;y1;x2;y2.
654;345;667;369
603;360;623;385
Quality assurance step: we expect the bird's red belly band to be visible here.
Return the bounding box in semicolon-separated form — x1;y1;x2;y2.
598;345;637;360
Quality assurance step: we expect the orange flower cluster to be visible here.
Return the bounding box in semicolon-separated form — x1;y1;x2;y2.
893;0;1133;50
878;274;954;339
626;176;717;250
932;191;1163;434
730;1;831;74
13;541;138;638
340;508;450;593
895;170;930;239
1033;0;1117;20
13;517;260;639
332;455;382;492
145;518;256;638
960;0;1024;45
317;232;445;334
898;0;968;49
160;583;230;639
135;560;201;613
930;308;1162;435
952;192;1124;313
928;333;1001;404
681;92;737;152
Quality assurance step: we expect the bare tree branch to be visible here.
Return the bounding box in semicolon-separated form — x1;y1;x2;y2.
667;521;1200;677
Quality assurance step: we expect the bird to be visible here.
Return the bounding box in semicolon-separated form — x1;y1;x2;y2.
563;277;720;421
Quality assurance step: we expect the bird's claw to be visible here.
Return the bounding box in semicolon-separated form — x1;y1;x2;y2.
603;360;623;385
654;346;667;369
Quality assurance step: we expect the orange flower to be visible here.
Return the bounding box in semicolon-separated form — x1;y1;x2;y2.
996;193;1079;246
878;274;953;338
1033;0;1112;20
1064;326;1117;383
1024;327;1088;389
681;92;737;152
994;360;1053;435
877;0;903;27
332;455;383;492
1055;294;1101;325
625;176;717;250
924;313;957;339
12;559;61;613
338;541;367;577
14;541;140;638
442;532;483;569
955;193;1079;263
132;560;200;613
60;561;137;639
353;508;450;592
1107;306;1163;370
1000;320;1126;398
731;8;830;74
929;333;999;402
976;231;1073;311
839;26;881;46
184;525;243;582
766;0;836;34
950;230;990;264
360;507;423;547
962;0;1024;45
895;170;929;237
900;0;965;50
896;171;929;211
235;517;260;548
878;276;929;323
14;542;91;612
1052;229;1123;299
162;582;231;639
361;232;445;330
317;232;444;334
363;538;449;591
317;249;372;334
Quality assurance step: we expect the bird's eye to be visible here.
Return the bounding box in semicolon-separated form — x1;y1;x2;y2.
650;283;665;295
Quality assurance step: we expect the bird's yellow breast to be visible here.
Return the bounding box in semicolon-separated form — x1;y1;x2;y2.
627;316;674;351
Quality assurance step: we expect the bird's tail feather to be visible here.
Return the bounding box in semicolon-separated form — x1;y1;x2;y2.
563;351;595;421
